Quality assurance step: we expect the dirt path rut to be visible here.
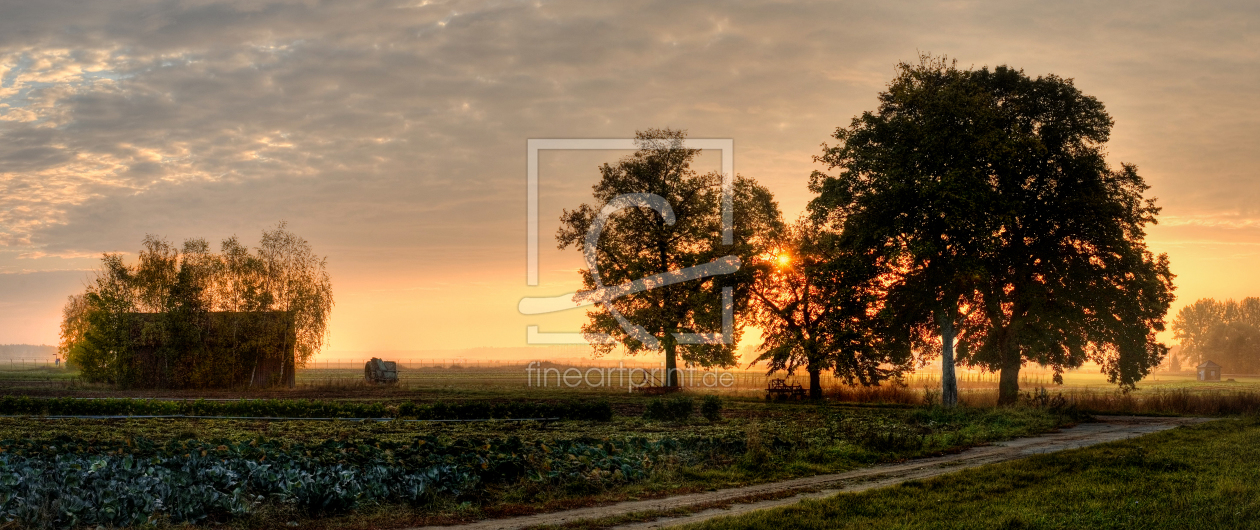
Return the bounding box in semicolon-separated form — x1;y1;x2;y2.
413;415;1210;530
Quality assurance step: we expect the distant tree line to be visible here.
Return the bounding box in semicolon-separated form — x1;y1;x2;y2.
561;55;1174;405
0;344;57;359
1172;298;1260;374
59;223;333;388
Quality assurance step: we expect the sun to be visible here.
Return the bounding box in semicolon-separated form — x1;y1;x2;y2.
775;253;791;267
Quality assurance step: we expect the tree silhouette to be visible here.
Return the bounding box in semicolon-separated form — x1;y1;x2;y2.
1173;298;1260;373
748;219;912;398
809;56;998;407
811;55;1174;405
557;129;780;387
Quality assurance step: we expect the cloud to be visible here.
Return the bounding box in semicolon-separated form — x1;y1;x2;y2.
0;0;1258;346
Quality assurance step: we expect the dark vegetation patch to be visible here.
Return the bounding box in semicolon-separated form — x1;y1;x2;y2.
0;396;614;421
0;399;1076;529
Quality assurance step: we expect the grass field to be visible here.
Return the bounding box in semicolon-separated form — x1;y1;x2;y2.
5;361;1259;398
677;417;1260;530
6;361;1260;418
0;361;1257;529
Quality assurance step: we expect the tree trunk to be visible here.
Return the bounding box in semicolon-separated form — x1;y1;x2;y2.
665;339;679;387
997;348;1021;406
936;310;959;408
808;367;822;400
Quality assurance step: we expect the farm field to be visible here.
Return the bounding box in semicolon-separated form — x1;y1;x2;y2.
1;362;1259;528
0;386;1079;529
5;361;1260;419
4;360;1260;398
677;417;1260;530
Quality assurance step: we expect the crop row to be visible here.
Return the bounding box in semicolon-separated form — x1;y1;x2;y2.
0;432;746;528
0;396;614;421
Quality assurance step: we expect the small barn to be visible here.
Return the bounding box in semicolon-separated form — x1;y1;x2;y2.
127;311;297;389
1197;360;1222;382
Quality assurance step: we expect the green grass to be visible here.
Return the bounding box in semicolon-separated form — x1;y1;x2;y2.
678;418;1260;530
0;365;75;381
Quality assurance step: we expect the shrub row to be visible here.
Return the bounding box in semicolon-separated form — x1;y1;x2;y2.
642;395;723;422
396;400;613;421
0;432;743;528
0;397;613;422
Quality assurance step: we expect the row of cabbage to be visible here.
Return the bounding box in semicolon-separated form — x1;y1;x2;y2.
0;396;614;421
0;433;745;528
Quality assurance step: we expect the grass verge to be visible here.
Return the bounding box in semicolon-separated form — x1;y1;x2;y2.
677;417;1260;530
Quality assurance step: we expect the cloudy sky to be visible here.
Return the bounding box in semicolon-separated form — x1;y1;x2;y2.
1;0;1257;357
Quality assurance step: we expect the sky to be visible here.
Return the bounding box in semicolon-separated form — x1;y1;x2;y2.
0;0;1258;360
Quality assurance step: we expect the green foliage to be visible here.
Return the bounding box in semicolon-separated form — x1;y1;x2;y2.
643;396;695;422
61;224;334;389
814;404;1079;456
825;412;926;451
0;399;1079;528
700;395;723;421
397;399;613;421
0;397;613;421
0;431;713;528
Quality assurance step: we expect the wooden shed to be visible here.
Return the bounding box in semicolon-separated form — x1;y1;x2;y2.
1197;360;1222;382
127;311;296;389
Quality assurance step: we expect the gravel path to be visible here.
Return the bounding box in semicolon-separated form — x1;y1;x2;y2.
412;415;1211;530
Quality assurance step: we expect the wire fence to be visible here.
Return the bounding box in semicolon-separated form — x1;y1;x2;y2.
0;358;62;368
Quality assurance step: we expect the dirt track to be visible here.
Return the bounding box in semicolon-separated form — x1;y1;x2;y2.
412;415;1210;530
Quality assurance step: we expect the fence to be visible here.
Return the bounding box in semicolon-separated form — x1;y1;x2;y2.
0;358;62;369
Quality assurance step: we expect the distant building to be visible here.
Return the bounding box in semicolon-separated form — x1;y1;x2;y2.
1197;360;1222;382
126;311;296;389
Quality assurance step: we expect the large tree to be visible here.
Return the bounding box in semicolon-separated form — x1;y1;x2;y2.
809;56;1001;407
811;55;1174;406
557;129;780;387
951;65;1175;404
748;219;912;398
1172;298;1225;364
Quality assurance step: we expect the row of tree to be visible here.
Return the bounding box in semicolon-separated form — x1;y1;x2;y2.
59;223;333;388
561;55;1175;405
1172;298;1260;373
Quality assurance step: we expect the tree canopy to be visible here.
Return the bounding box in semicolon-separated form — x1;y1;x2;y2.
748;218;912;398
60;222;333;388
809;55;1174;405
1173;298;1260;373
557;129;780;386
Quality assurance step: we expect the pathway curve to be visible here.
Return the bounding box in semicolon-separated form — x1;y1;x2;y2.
412;415;1210;530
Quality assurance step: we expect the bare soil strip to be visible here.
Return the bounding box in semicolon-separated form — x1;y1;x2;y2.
411;415;1209;530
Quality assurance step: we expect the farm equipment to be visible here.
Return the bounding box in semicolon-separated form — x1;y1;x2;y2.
364;358;398;385
766;378;806;400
